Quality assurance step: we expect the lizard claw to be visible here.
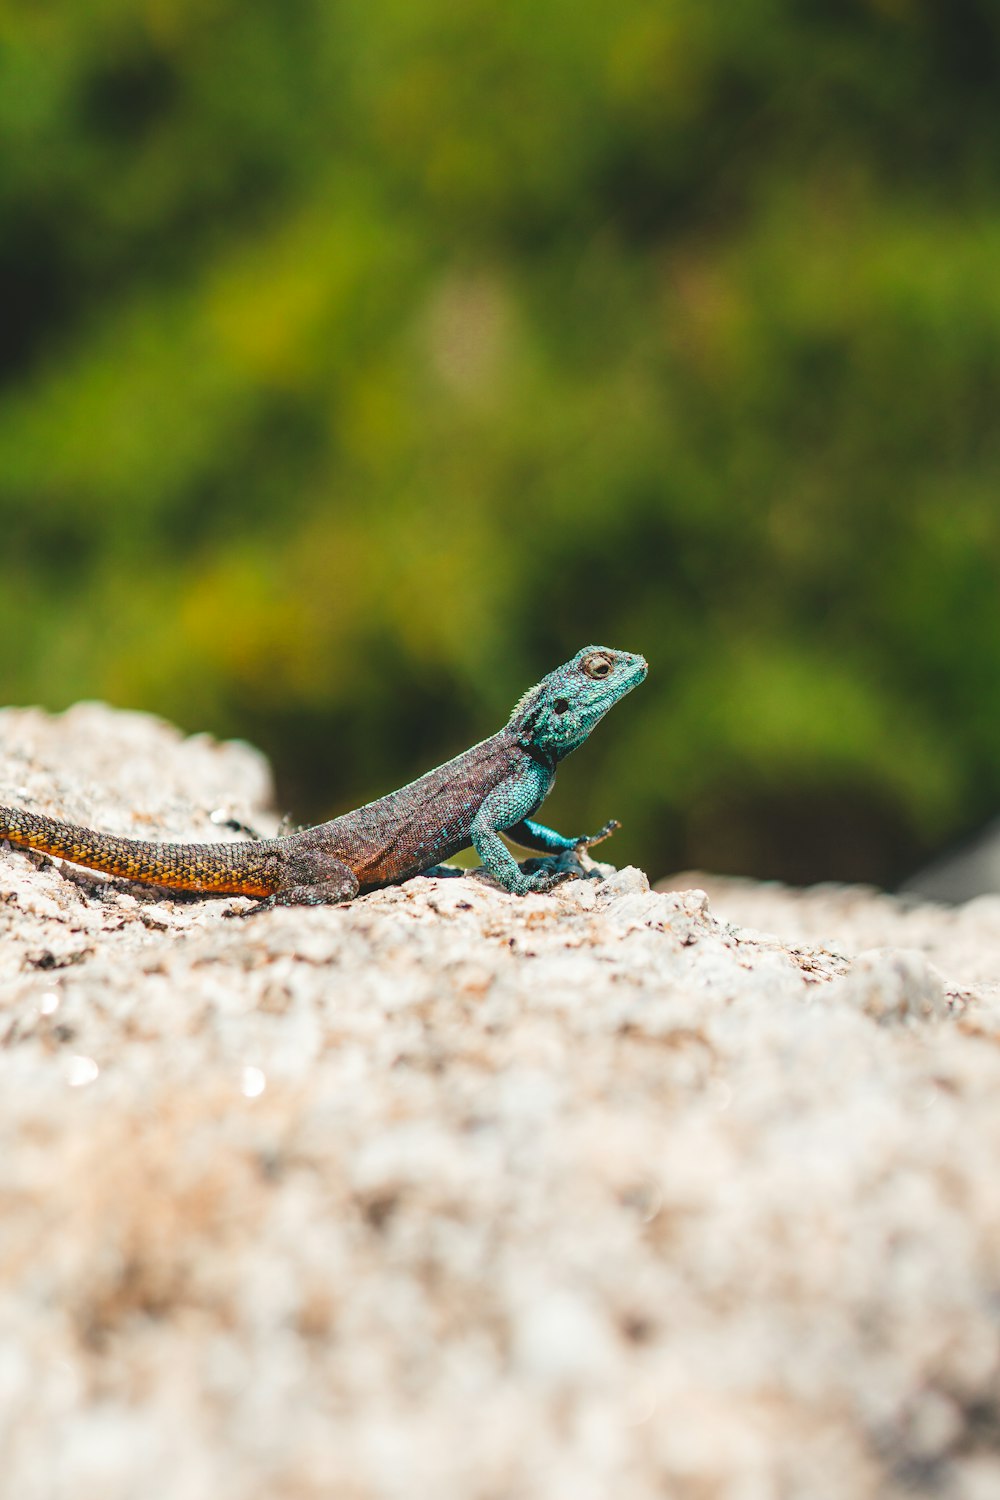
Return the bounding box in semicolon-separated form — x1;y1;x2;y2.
575;819;620;850
530;868;580;893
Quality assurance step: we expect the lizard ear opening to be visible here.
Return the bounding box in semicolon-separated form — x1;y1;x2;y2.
553;698;570;715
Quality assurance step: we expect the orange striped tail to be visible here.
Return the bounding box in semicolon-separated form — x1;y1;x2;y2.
0;805;280;896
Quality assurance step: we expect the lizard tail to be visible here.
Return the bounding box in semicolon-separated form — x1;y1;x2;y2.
0;805;281;897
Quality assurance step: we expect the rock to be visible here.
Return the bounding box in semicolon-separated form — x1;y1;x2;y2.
2;705;1000;1499
829;948;951;1025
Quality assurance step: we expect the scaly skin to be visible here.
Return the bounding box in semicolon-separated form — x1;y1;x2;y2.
0;646;647;908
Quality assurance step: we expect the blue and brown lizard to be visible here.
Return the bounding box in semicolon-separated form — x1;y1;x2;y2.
0;646;647;909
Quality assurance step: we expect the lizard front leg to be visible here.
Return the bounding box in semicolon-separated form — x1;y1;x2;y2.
506;817;620;854
471;782;577;896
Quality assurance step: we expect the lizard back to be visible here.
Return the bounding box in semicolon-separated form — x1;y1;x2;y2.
302;730;539;888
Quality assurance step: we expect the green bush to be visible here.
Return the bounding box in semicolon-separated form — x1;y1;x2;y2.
3;0;1000;883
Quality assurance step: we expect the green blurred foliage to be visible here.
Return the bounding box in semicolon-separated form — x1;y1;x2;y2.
3;0;1000;883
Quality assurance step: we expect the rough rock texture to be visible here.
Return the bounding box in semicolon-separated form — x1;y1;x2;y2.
2;705;1000;1500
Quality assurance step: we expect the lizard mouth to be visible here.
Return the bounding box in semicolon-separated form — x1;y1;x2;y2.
617;652;648;691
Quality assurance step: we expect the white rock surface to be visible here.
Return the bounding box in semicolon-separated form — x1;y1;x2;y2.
1;705;1000;1500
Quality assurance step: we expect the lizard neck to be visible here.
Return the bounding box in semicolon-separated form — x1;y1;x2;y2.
504;719;557;777
524;740;558;776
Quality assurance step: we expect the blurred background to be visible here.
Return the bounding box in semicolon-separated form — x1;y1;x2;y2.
3;0;1000;890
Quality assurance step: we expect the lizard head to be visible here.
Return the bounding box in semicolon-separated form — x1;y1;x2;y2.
508;646;648;761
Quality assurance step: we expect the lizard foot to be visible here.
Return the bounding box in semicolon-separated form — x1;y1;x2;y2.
470;861;578;896
209;811;265;840
247;879;359;914
575;819;620;850
228;867;360;916
528;868;580;894
516;859;582;894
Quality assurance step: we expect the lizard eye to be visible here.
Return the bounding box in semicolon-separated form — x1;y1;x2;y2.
582;653;613;680
553;697;570;715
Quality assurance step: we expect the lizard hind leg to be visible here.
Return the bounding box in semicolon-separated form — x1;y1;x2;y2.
247;849;360;913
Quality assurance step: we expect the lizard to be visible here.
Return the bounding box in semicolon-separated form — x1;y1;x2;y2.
0;645;647;910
